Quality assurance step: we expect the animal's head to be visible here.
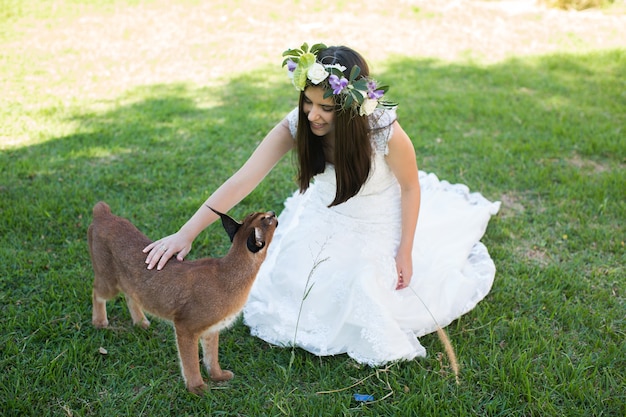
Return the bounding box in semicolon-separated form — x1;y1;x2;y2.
207;206;278;253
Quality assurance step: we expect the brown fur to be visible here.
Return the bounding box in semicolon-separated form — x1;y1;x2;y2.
87;201;277;394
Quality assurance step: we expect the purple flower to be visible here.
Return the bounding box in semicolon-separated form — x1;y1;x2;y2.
286;59;297;72
329;74;348;94
367;80;384;99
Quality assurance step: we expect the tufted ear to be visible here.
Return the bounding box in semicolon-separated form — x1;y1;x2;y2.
207;206;241;242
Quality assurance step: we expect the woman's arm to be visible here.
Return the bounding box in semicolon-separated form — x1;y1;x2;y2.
144;118;294;270
385;120;420;289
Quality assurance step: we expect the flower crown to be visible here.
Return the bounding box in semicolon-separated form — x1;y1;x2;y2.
282;43;396;116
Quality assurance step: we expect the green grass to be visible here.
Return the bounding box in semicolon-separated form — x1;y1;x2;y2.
1;1;625;416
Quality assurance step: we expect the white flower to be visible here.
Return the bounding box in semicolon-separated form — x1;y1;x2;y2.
359;98;379;116
307;63;329;85
325;63;347;72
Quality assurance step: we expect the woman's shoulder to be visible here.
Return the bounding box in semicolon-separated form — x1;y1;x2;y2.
285;107;299;138
369;108;398;155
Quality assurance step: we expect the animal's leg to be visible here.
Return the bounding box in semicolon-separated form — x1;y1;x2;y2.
124;294;150;329
91;266;121;328
201;331;234;382
91;289;109;328
174;326;207;395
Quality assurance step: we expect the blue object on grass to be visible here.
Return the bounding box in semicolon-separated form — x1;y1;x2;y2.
353;393;374;402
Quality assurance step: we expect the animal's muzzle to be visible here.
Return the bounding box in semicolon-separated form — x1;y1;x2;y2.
265;211;277;225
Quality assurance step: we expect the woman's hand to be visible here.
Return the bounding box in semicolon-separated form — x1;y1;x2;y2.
395;250;413;290
143;232;193;271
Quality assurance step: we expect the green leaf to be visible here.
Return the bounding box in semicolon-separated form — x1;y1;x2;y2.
292;66;308;90
301;42;309;53
349;65;361;82
352;79;368;91
328;67;344;77
380;99;398;108
299;52;316;68
352;89;364;103
310;43;328;54
282;49;302;58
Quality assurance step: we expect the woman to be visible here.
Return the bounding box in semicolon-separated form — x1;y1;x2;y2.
144;44;500;365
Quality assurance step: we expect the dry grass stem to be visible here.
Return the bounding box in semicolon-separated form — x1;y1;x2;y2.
315;373;376;395
436;326;460;385
409;287;461;384
316;364;395;395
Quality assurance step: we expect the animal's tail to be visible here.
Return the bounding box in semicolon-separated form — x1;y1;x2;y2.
93;201;111;217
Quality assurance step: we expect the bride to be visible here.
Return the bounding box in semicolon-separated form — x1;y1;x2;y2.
144;43;500;365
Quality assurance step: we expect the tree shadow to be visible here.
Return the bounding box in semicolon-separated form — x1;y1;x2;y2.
2;76;294;250
0;48;623;273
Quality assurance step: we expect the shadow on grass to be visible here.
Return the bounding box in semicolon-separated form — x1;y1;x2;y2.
2;78;296;244
2;49;623;259
1;49;624;415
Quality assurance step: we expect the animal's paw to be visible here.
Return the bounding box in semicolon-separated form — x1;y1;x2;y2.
130;315;150;329
92;319;109;329
210;370;234;382
187;382;208;395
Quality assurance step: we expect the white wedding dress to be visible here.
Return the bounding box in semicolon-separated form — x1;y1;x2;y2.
243;108;501;366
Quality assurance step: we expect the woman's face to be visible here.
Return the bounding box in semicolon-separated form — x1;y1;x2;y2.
302;86;335;138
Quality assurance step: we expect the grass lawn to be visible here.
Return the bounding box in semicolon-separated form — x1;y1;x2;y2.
1;1;624;416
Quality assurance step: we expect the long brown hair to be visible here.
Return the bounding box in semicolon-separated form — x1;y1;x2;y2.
295;46;372;207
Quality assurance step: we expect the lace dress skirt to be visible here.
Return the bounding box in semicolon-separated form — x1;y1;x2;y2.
243;161;500;366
